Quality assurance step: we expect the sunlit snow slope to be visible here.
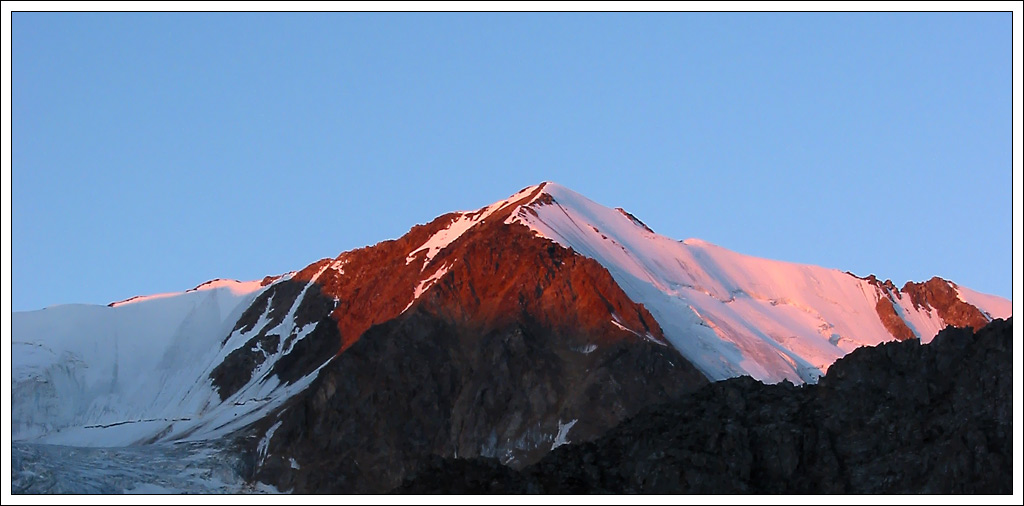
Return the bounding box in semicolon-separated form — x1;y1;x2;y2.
506;183;1011;383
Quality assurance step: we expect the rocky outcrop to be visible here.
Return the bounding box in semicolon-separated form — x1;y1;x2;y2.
853;273;992;342
614;207;654;234
874;297;916;341
860;275;917;341
398;318;1013;494
902;276;991;330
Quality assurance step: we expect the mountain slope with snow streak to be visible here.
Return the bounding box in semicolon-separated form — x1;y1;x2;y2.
11;275;336;446
506;182;1010;383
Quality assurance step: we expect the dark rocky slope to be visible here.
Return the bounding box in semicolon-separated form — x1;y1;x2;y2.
398;318;1013;494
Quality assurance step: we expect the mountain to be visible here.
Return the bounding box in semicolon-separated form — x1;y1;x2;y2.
11;182;1011;493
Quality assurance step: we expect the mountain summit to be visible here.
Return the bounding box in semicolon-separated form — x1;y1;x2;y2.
506;182;1009;382
12;182;1010;493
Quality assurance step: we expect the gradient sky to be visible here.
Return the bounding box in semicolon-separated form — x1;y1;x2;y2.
11;11;1013;311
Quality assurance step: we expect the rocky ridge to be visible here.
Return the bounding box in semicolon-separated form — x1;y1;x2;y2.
398;318;1014;494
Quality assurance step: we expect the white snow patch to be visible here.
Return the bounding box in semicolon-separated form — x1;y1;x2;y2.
551;419;578;450
955;284;1012;320
405;215;483;269
610;318;635;334
329;257;349;274
414;262;453;299
257;421;282;467
401;261;455;313
611;314;667;347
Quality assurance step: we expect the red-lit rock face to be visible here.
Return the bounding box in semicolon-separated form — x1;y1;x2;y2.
902;277;991;331
419;223;667;347
291;212;465;353
858;275;917;341
281;183;666;358
874;297;917;341
854;273;992;342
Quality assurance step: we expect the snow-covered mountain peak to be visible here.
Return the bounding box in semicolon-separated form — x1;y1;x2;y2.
498;182;1010;384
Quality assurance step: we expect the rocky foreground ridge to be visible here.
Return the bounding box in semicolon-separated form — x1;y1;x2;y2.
398;318;1014;494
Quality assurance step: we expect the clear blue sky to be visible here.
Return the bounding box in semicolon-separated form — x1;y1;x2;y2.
11;12;1013;311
